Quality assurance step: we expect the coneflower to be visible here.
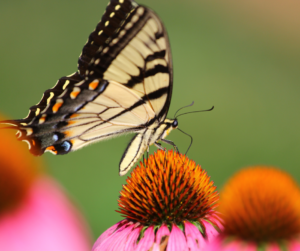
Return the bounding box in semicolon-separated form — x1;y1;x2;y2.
0;115;91;251
93;150;222;250
207;166;300;251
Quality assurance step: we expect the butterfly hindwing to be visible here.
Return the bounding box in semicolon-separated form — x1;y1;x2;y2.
61;79;156;152
10;78;109;155
7;77;158;156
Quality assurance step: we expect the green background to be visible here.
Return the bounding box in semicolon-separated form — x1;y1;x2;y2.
0;0;299;241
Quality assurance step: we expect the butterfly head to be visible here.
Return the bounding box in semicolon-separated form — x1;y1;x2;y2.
160;118;178;139
172;119;178;128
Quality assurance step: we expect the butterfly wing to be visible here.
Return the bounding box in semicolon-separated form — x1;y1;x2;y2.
78;0;137;76
1;0;173;168
82;2;173;122
4;0;137;126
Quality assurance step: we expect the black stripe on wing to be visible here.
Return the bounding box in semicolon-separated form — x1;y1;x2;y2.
124;50;167;88
78;0;137;77
88;86;168;128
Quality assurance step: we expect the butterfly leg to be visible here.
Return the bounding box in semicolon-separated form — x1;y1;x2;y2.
160;139;179;153
142;152;147;166
146;147;149;164
142;146;150;166
154;142;165;151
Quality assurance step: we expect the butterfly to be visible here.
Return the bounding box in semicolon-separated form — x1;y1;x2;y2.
0;0;178;176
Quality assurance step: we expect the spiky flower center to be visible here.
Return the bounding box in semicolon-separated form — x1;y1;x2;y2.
219;166;300;242
117;150;218;225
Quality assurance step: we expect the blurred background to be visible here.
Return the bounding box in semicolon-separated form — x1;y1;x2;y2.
0;0;299;241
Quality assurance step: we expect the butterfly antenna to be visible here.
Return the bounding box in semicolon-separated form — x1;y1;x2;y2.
175;106;214;119
177;128;193;155
173;101;194;118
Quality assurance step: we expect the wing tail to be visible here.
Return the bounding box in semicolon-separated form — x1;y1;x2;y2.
0;119;44;155
0;120;20;127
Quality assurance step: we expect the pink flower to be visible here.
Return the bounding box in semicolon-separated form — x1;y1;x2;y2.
0;178;91;251
0;115;91;251
207;166;300;251
93;150;222;250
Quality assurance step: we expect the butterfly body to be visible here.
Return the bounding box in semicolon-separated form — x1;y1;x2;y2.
1;0;176;175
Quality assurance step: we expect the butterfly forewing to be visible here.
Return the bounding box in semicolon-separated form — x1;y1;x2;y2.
78;0;137;76
87;6;172;121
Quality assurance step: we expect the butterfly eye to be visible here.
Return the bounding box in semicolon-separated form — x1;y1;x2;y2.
172;120;178;128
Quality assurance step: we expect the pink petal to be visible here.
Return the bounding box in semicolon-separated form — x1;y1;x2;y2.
207;212;224;231
109;225;136;251
204;236;223;251
0;177;91;251
202;220;220;243
135;225;155;251
221;241;244;251
166;224;188;251
206;238;251;251
92;222;120;250
124;225;143;250
266;243;281;251
242;242;257;251
155;224;170;244
150;243;161;251
289;240;300;251
94;223;135;251
184;221;205;250
220;240;247;251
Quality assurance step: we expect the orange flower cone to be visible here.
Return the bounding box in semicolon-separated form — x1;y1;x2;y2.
93;150;222;251
207;166;300;251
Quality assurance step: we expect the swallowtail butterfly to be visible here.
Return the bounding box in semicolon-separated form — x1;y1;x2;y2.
1;0;178;176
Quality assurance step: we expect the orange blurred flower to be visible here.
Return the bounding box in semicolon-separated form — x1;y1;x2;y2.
0;117;38;214
0;115;91;251
208;166;300;251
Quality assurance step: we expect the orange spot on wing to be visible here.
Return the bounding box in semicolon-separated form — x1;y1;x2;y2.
39;115;46;124
70;91;80;99
70;114;79;118
32;140;35;146
89;80;99;90
64;131;72;137
68;120;76;125
52;102;63;113
45;146;57;154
